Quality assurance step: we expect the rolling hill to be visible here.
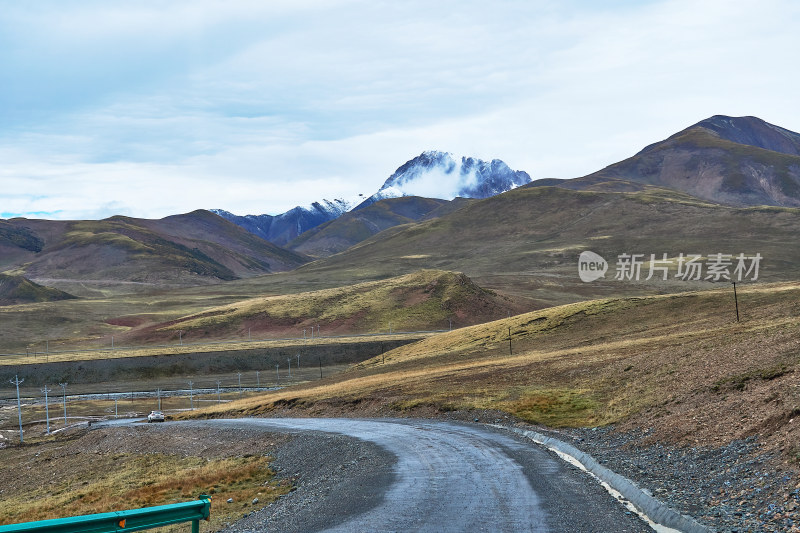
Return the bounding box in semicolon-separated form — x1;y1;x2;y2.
0;210;308;296
120;270;523;344
203;280;800;449
282;184;800;308
0;274;75;306
287;196;473;258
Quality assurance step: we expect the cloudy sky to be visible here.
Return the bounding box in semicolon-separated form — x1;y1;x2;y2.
2;0;799;220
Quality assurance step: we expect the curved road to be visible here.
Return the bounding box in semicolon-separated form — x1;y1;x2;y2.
194;418;652;532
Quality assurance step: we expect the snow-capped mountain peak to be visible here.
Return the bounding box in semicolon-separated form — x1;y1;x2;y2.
213;150;532;244
355;151;531;210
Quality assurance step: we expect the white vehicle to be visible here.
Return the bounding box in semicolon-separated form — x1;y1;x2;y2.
147;410;165;423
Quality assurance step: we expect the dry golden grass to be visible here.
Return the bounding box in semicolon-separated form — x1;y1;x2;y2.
0;451;288;530
0;333;430;366
157;269;514;337
188;282;800;458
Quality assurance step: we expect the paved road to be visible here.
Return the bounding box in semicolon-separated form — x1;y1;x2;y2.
202;418;652;532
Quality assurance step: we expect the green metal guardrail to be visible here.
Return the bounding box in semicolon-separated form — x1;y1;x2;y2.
0;496;211;533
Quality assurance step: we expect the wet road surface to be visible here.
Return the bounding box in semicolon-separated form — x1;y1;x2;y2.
203;418;652;532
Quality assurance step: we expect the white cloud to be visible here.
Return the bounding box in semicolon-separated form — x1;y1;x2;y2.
2;0;800;219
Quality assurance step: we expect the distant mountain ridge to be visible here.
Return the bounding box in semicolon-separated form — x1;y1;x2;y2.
288;196;472;258
214;151;531;244
0;210;308;297
542;115;800;207
212;198;352;246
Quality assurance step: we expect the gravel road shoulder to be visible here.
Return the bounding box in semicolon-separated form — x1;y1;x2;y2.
198;421;396;533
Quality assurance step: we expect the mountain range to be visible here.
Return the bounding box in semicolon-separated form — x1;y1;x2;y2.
0;210;308;298
4;114;800;309
213;151;531;246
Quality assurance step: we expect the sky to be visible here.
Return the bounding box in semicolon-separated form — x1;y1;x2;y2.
2;0;800;220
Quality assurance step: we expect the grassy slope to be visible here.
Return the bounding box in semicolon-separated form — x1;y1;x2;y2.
288;196;452;257
2;212;308;298
0;270;515;354
584;127;800;206
198;282;800;461
3;186;800;352
0;274;75;305
0;427;290;528
128;269;522;343
286;186;800;306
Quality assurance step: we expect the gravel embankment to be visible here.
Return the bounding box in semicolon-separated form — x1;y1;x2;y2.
218;428;396;533
525;424;800;533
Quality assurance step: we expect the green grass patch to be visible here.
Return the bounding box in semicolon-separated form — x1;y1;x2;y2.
505;388;600;427
711;363;792;392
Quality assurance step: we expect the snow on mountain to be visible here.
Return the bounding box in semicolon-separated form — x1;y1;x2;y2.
354;151;531;210
211;197;357;246
213;151;531;244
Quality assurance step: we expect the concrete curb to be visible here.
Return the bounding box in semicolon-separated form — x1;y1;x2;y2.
497;426;710;533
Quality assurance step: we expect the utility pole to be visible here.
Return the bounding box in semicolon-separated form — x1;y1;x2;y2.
216;380;222;404
287;358;292;378
303;328;306;340
11;375;24;443
319;355;323;379
296;353;300;370
508;326;513;356
42;384;52;435
179;331;183;346
188;380;194;410
733;281;740;322
59;383;68;427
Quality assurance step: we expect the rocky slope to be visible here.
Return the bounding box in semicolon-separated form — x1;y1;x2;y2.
568;115;800;207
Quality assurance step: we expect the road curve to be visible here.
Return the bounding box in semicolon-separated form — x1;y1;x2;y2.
200;418;651;533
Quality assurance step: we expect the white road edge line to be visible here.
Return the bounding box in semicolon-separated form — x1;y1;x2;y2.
491;425;710;533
